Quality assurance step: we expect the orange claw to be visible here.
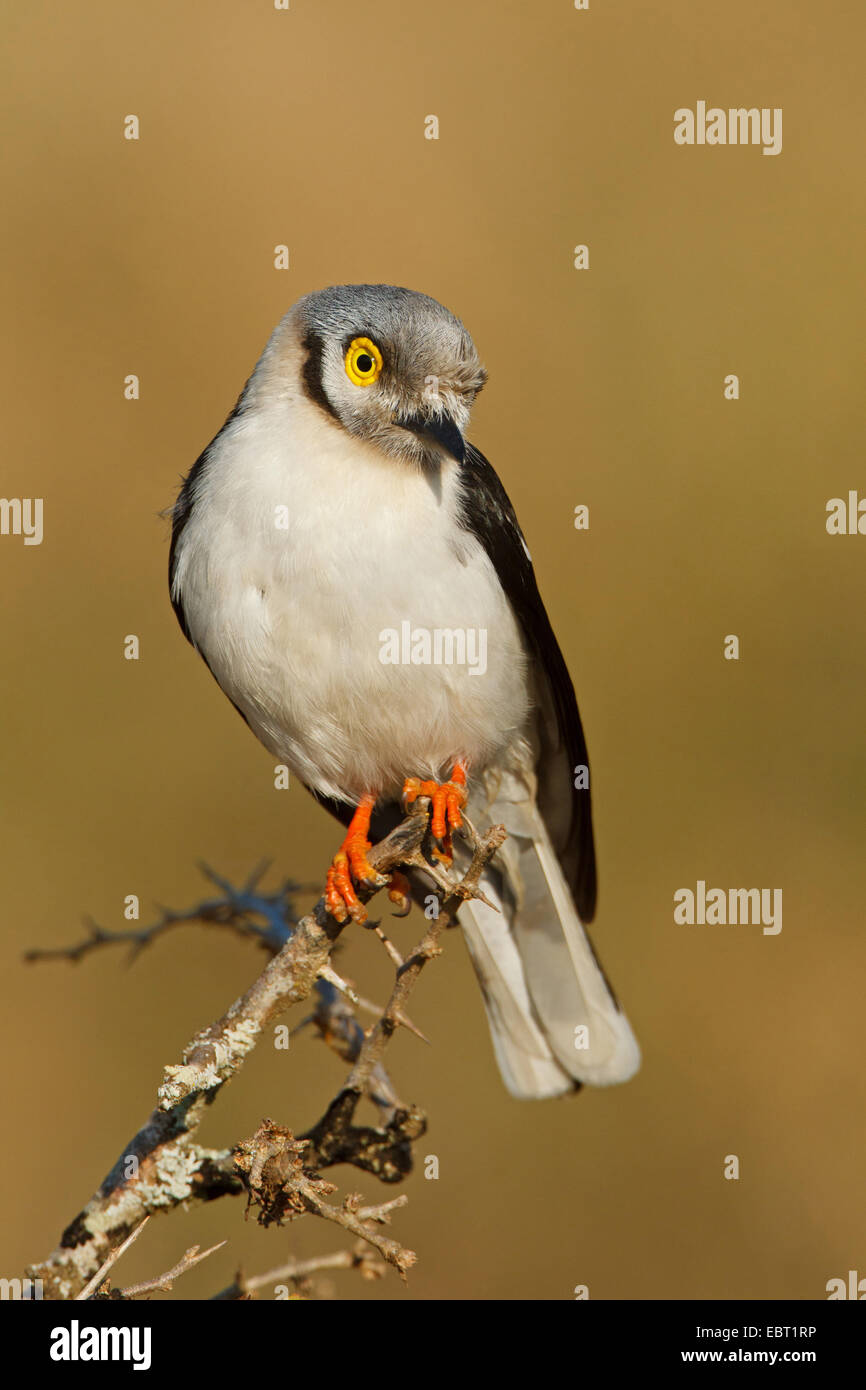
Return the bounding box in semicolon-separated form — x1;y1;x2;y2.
324;796;388;925
403;762;468;862
388;869;412;917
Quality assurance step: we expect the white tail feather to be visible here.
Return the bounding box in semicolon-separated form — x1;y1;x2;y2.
459;788;640;1098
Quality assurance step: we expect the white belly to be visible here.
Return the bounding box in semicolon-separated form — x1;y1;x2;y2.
172;403;530;804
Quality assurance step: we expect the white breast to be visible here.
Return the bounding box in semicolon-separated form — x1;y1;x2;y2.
172;393;530;804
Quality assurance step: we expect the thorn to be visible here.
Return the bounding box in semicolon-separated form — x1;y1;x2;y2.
317;963;360;1005
469;888;500;912
394;1011;431;1044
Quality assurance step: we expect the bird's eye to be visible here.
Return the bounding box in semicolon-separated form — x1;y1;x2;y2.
345;337;383;387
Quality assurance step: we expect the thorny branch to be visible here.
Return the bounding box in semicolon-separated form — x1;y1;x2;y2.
77;1217;227;1301
211;1241;391;1299
24;862;306;965
25;802;506;1299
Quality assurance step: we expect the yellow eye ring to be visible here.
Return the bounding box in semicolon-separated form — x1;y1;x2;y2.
344;336;383;387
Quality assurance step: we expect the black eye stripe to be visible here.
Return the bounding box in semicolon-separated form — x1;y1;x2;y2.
301;329;341;423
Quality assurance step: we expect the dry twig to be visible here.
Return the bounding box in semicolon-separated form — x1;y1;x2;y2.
26;801;506;1299
25;862;304;965
212;1244;387;1299
76;1215;227;1301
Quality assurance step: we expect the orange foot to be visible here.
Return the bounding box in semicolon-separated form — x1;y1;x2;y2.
324;797;410;925
403;762;467;864
325;796;388;925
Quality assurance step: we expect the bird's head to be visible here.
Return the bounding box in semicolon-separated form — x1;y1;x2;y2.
277;284;487;465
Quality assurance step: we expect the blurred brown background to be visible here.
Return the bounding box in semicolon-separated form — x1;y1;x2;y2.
2;0;864;1300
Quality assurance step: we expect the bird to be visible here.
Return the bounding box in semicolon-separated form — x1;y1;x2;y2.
168;283;640;1099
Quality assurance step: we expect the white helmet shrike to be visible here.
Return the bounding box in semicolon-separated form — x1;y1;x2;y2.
169;284;640;1099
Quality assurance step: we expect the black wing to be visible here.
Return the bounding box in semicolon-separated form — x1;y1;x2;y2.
169;376;256;643
168;443;211;644
168;387;257;729
455;442;597;922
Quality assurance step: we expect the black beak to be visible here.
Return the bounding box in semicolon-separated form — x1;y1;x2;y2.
396;411;465;463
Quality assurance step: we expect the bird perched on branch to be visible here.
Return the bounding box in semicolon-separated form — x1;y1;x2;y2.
169;284;640;1098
